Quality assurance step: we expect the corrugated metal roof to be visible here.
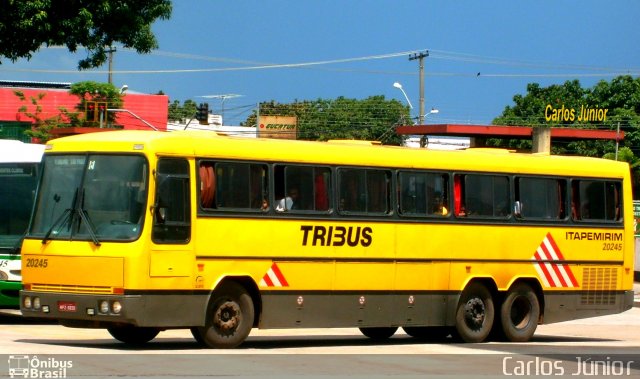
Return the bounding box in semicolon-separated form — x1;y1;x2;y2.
0;80;71;89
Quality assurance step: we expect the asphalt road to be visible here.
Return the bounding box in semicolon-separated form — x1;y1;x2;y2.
0;307;638;378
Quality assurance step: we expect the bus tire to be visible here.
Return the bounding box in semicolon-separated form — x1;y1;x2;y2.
454;282;494;343
402;326;451;340
359;327;398;340
194;281;254;348
107;326;160;345
190;327;205;345
500;282;539;342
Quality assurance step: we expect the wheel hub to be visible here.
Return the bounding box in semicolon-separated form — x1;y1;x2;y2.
464;298;486;329
214;301;240;332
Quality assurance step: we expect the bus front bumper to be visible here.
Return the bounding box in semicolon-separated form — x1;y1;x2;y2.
20;290;207;328
20;290;144;327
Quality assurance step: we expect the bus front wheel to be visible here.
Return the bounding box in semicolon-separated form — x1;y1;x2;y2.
107;326;160;345
454;282;494;343
499;282;540;342
359;327;398;340
194;282;254;348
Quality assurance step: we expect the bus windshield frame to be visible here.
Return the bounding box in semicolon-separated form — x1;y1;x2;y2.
29;154;149;243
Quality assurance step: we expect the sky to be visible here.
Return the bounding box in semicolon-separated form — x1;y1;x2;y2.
1;0;639;126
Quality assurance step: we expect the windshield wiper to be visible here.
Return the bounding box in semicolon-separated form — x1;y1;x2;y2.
76;189;101;246
41;207;73;244
40;188;102;246
77;209;101;246
42;188;77;245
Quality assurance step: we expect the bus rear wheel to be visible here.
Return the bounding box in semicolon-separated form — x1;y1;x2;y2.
500;282;540;342
107;326;160;345
359;327;398;340
454;282;494;343
194;282;254;348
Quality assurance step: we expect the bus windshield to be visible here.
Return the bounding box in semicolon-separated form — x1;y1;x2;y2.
30;154;148;242
0;163;39;252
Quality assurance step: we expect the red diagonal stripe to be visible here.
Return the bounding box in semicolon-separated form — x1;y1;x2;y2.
262;274;274;287
562;263;579;287
546;233;578;287
534;250;557;287
546;233;566;260
270;263;289;287
540;242;568;287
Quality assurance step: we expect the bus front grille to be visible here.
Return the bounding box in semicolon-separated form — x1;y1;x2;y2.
30;283;114;294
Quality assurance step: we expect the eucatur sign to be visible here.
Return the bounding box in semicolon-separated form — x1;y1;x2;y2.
257;115;297;139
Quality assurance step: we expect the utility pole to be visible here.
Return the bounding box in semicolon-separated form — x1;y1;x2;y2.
107;47;117;84
409;50;429;146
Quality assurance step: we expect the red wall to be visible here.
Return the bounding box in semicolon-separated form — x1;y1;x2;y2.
0;87;168;131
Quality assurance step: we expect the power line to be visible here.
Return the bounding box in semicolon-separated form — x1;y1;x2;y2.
4;47;638;78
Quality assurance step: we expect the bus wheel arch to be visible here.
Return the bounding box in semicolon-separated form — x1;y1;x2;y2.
454;279;497;343
499;280;541;342
193;278;258;348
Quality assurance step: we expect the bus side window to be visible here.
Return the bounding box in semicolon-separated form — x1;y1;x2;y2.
462;174;510;218
274;165;330;213
572;180;622;222
399;171;448;217
338;168;390;214
516;177;565;220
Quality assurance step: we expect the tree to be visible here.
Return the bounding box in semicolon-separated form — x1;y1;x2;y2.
69;81;124;127
14;91;67;142
168;99;198;122
0;0;172;69
243;96;410;145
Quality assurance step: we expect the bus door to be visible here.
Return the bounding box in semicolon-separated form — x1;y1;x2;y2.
150;158;193;277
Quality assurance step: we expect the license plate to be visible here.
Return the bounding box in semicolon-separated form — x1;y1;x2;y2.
58;301;77;312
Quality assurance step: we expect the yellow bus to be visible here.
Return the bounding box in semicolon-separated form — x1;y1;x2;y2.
20;130;635;347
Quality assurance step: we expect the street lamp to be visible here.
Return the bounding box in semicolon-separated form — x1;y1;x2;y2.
424;108;439;118
393;82;413;109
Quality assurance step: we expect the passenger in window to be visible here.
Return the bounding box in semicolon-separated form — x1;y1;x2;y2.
432;194;448;216
276;187;299;212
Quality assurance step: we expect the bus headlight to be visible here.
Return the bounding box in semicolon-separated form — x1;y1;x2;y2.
111;301;122;314
33;297;41;310
23;296;32;309
99;300;109;314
